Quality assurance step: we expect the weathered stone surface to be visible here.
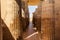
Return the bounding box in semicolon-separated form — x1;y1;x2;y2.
22;0;29;31
0;26;2;40
0;21;2;40
55;0;60;40
33;0;55;40
0;0;2;40
1;0;23;40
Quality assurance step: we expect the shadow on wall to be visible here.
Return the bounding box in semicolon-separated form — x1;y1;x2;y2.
15;0;21;16
1;19;15;40
1;0;23;40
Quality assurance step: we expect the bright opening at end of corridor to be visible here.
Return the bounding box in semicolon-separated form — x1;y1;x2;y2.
28;6;38;22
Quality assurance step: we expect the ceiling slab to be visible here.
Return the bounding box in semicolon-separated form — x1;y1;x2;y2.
28;0;40;5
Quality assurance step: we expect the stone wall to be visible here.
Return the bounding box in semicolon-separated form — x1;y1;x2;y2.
22;0;29;31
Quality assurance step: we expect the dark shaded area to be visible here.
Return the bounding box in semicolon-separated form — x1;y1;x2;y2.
33;13;41;31
21;1;29;32
15;0;29;32
15;0;22;17
15;0;23;40
1;19;15;40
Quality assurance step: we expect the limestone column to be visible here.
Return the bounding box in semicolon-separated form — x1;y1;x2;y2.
22;0;29;19
0;27;2;40
1;0;23;40
22;0;29;30
41;0;55;40
32;0;42;40
0;0;2;40
0;24;2;40
55;0;60;40
24;0;29;27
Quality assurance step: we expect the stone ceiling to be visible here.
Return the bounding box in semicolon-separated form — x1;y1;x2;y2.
28;0;40;5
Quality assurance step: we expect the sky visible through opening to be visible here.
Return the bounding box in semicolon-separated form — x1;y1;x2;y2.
28;6;37;14
28;6;37;21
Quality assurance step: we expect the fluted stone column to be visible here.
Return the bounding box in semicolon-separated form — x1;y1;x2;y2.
1;0;23;40
41;0;55;40
24;1;29;27
32;1;42;40
0;27;2;40
22;0;29;31
55;0;60;40
33;0;55;40
0;0;2;40
0;24;2;40
22;0;29;19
